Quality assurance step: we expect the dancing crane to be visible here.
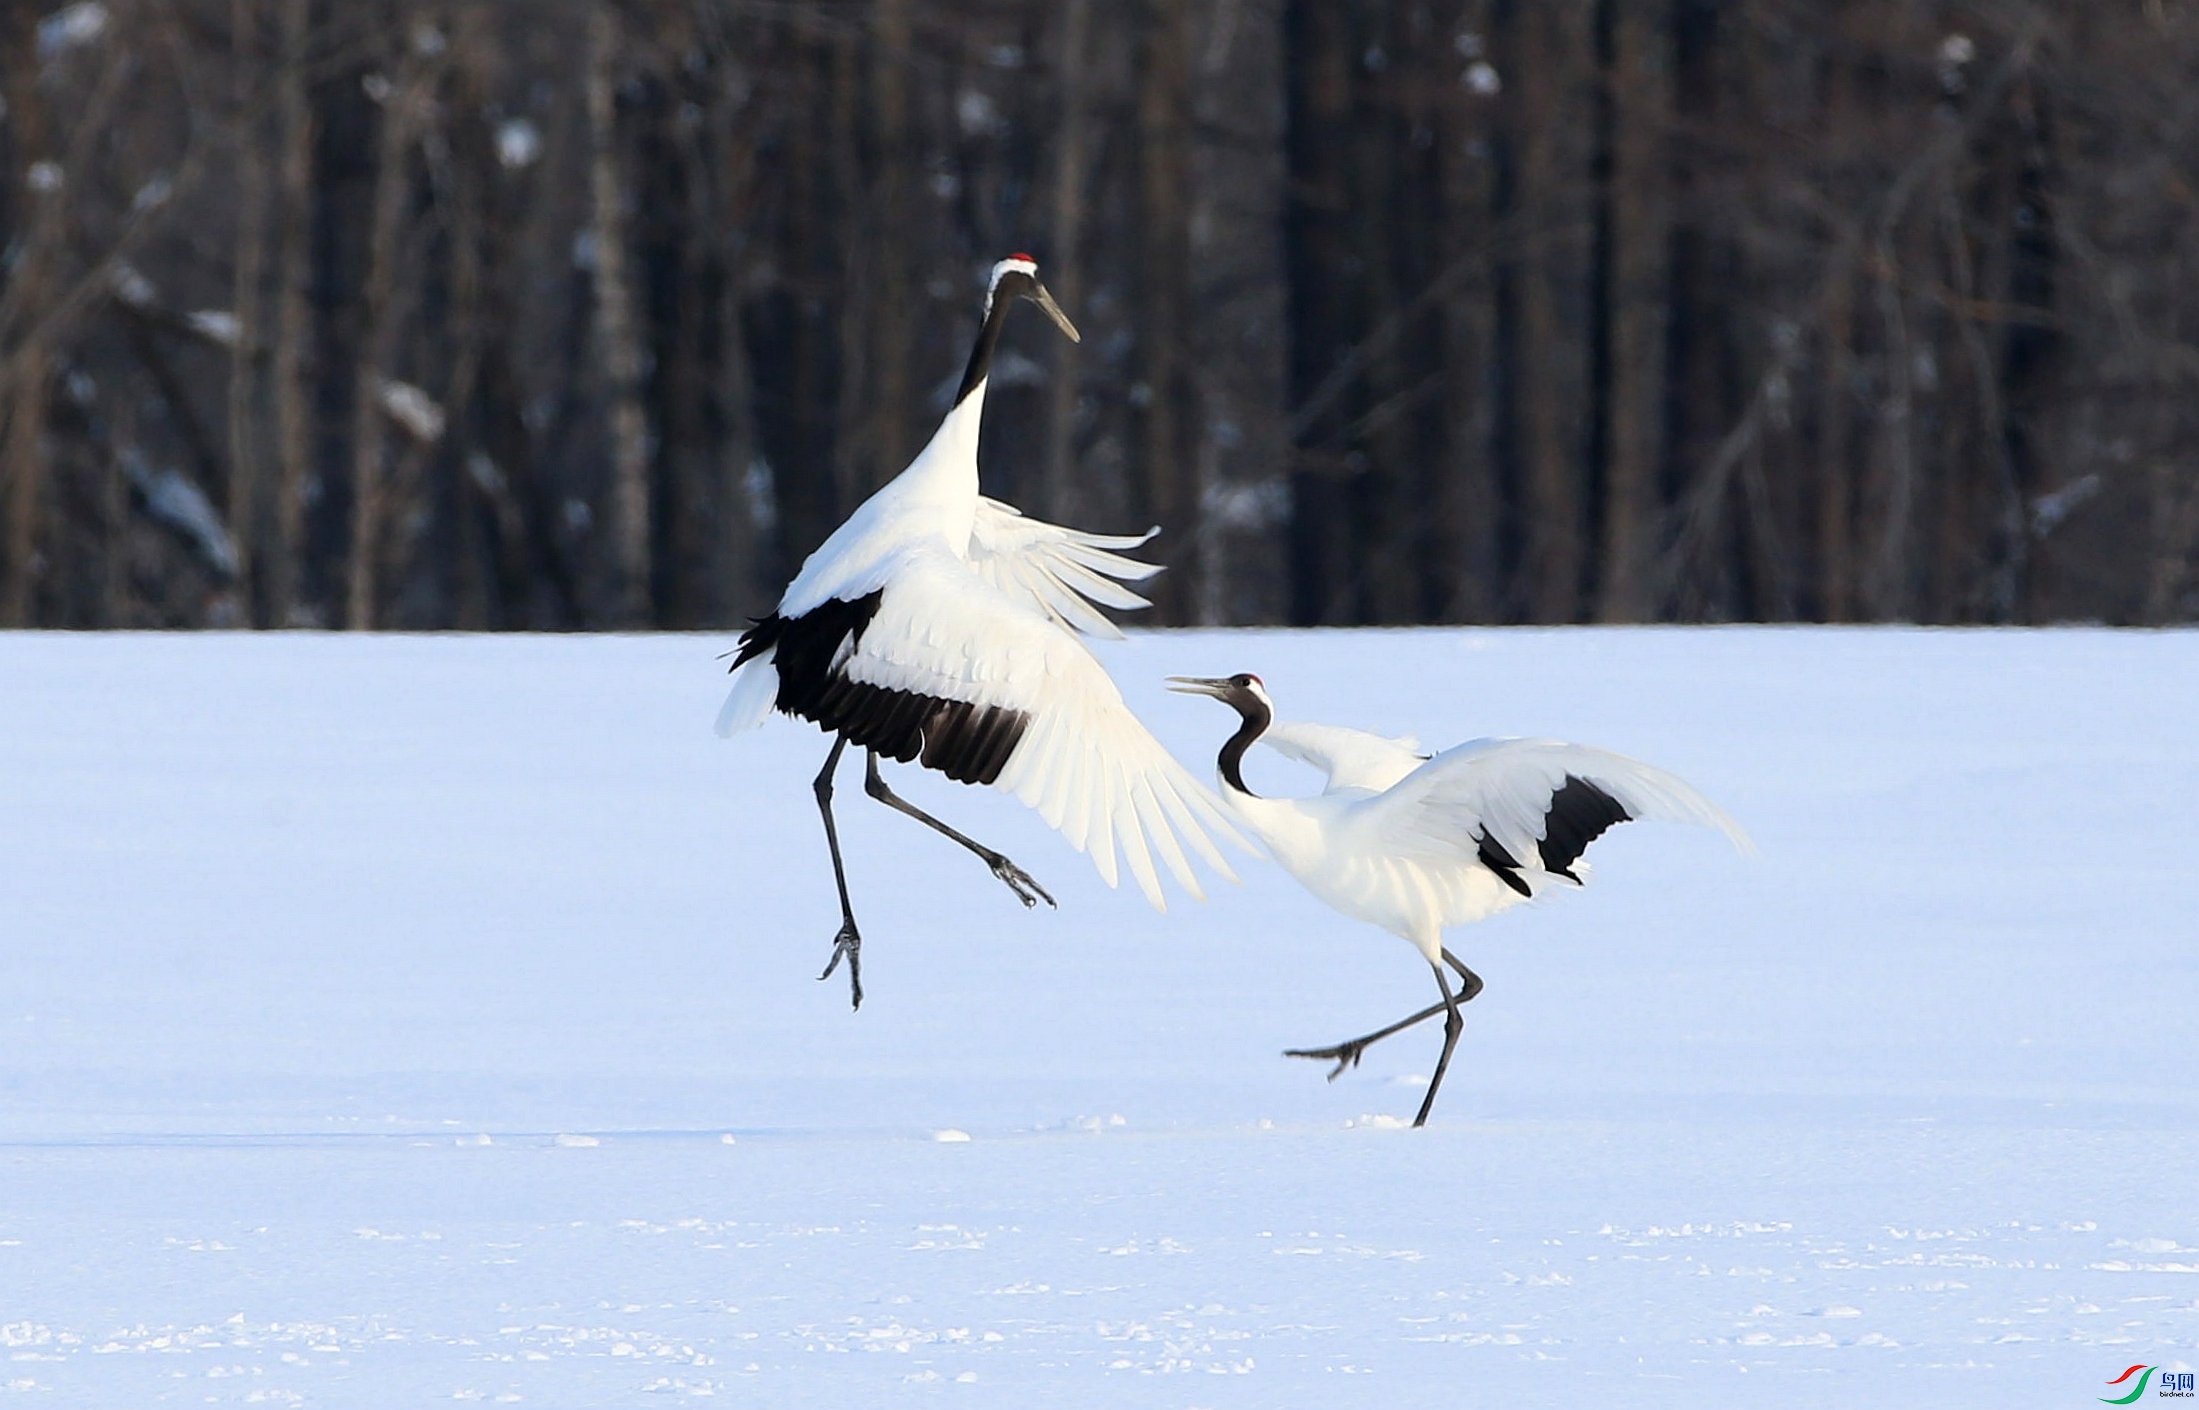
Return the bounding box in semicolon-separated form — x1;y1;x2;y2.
718;256;1240;1008
1167;672;1747;1126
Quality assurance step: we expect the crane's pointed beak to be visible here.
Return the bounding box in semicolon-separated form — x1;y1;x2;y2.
1166;676;1232;699
1028;281;1081;343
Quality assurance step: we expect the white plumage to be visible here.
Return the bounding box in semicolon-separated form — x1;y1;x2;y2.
1170;671;1747;1124
1267;733;1747;950
1260;721;1424;794
719;256;1240;1006
712;510;1159;735
797;545;1236;902
965;497;1161;640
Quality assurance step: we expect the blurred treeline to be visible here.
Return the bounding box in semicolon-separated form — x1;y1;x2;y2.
2;0;2196;631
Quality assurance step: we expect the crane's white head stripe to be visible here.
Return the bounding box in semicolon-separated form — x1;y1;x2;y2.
989;254;1039;290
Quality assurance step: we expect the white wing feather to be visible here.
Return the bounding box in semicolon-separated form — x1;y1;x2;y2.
840;547;1243;909
965;497;1161;640
1247;737;1746;947
1362;738;1751;887
1262;721;1425;794
715;649;779;735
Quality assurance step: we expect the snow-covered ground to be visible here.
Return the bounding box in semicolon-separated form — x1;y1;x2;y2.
1;627;2193;1408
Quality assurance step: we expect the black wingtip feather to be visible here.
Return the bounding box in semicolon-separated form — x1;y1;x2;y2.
1538;776;1632;879
1477;831;1534;897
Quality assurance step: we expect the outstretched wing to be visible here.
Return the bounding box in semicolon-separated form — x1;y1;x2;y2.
1262;721;1426;794
1353;737;1750;903
965;497;1161;640
725;546;1243;910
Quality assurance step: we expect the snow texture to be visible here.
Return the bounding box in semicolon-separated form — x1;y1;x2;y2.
0;628;2192;1408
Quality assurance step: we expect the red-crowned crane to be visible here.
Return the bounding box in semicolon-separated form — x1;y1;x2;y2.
718;256;1240;1008
1167;672;1748;1126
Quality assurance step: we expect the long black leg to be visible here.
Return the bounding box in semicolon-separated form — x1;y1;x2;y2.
1285;948;1484;1077
1442;949;1485;1003
1412;963;1465;1128
863;751;1055;909
811;735;863;1010
1285;1005;1446;1079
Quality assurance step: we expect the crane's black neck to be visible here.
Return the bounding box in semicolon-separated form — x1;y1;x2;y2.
952;275;1029;408
1217;695;1270;797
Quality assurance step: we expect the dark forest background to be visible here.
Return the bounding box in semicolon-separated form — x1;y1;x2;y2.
2;0;2196;631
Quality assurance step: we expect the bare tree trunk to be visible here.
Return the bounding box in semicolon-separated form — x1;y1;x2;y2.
866;0;914;486
1353;4;1420;627
393;63;477;627
1865;246;1917;619
704;43;759;625
228;0;272;624
1591;0;1666;622
271;0;317;626
588;1;653;627
346;30;432;631
443;8;498;630
0;354;50;627
2143;455;2199;624
825;26;869;520
103;400;135;625
1435;0;1499;623
712;300;758;624
1509;1;1580;622
1136;0;1195;621
1815;268;1855;621
1934;183;1991;620
1281;0;1355;625
1660;0;1732;619
0;7;59;626
1184;0;1289;625
659;38;723;631
762;32;842;573
1042;0;1091;524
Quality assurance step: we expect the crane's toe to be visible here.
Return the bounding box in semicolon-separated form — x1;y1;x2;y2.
1283;1040;1369;1082
817;919;864;1010
986;853;1057;910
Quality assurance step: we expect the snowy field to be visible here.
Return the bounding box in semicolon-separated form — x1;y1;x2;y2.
1;626;2194;1408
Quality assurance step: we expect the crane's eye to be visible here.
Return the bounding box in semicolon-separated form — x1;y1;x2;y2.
1232;674;1254;688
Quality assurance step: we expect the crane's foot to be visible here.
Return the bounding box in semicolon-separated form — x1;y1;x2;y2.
1285;998;1451;1081
980;850;1056;910
817;919;864;1010
1284;1038;1371;1083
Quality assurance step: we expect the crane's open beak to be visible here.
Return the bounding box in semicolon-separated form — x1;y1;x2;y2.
1028;281;1081;344
1166;676;1232;699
